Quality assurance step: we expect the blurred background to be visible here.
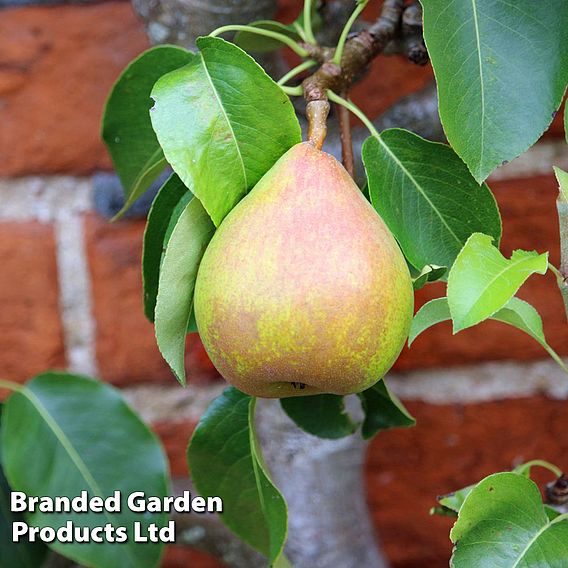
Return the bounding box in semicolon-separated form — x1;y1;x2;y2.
1;0;568;566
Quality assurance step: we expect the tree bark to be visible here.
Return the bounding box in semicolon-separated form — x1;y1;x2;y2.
257;399;388;568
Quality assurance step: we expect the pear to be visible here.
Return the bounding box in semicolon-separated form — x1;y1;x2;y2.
194;142;413;398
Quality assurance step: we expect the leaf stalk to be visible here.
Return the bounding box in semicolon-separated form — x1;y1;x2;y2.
302;0;318;45
277;60;317;86
327;90;379;138
209;25;310;58
333;0;369;65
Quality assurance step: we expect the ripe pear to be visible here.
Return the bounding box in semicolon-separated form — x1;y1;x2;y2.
194;142;413;398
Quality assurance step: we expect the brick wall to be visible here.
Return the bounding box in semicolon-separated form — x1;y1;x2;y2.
1;1;568;567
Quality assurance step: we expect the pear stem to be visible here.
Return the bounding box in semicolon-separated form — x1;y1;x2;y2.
306;100;330;150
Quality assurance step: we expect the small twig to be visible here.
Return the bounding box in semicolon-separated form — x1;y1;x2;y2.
337;89;355;177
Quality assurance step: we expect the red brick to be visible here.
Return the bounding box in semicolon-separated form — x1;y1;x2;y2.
154;421;195;478
85;214;221;386
0;222;65;384
367;396;568;568
396;175;568;370
0;3;149;176
162;547;222;568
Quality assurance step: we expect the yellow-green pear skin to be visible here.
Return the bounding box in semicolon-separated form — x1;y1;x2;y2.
194;142;413;398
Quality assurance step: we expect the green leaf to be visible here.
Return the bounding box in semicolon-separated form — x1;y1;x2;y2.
101;46;194;217
273;554;293;568
492;297;568;372
409;297;451;346
545;506;562;521
409;296;567;373
234;20;302;52
435;484;475;516
411;264;447;291
280;395;358;439
450;472;568;567
1;373;169;568
188;388;287;563
155;198;215;385
433;464;563;520
357;380;415;440
150;36;301;226
363;130;502;272
421;0;568;183
447;233;548;332
142;173;192;322
554;166;568;202
492;297;550;349
0;407;48;568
